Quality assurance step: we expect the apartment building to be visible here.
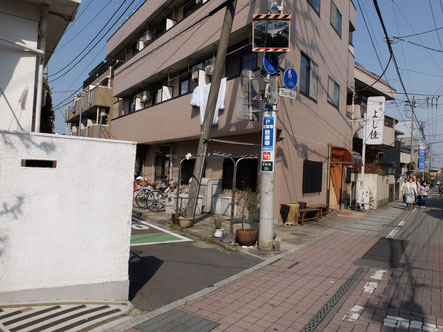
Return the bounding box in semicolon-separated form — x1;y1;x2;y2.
106;0;357;218
65;58;119;138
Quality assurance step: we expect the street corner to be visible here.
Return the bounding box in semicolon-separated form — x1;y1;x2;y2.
131;216;192;246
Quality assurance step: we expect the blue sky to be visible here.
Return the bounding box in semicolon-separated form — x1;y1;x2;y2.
48;0;443;167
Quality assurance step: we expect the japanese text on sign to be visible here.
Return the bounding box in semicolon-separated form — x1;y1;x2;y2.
366;96;385;145
262;116;274;151
261;116;275;172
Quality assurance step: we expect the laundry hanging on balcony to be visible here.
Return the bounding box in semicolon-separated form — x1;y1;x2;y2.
190;78;226;125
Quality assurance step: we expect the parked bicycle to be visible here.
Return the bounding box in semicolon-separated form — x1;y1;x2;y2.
134;178;176;211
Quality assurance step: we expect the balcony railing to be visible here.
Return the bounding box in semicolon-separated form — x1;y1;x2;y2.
65;86;114;122
69;125;111;139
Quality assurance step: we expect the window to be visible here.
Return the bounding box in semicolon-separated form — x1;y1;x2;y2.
183;0;202;18
300;52;318;101
349;22;355;45
179;71;198;96
302;160;322;194
222;158;258;191
307;0;320;15
327;77;340;108
226;41;258;78
330;1;342;37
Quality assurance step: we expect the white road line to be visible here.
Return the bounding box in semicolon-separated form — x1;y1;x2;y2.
132;216;192;241
386;228;399;238
130;239;191;246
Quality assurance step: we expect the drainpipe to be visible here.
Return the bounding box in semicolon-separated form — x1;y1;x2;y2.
34;4;48;132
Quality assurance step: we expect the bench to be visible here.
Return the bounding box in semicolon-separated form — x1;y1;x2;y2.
308;204;329;217
298;208;321;225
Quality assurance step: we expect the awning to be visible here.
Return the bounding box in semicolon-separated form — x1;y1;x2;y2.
331;147;362;165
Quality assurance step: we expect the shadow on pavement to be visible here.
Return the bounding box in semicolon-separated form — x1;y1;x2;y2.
129;255;163;301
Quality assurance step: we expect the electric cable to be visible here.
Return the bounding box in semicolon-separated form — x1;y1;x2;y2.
49;0;135;80
428;0;443;51
395;25;443;39
372;0;427;144
392;36;443;53
65;0;96;34
57;0;114;50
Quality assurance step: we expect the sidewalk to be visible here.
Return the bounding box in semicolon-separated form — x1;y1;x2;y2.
109;201;438;331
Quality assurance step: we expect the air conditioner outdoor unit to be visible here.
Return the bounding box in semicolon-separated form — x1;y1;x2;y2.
191;64;203;81
204;58;215;76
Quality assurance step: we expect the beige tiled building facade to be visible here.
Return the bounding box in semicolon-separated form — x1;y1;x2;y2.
106;0;357;220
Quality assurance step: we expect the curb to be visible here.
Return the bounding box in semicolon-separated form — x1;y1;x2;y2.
106;230;334;332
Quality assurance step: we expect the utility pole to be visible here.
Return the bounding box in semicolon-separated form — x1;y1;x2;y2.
410;96;415;165
185;0;237;219
259;73;277;249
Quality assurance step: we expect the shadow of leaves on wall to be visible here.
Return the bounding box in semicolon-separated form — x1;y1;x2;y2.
0;195;24;219
0;132;56;153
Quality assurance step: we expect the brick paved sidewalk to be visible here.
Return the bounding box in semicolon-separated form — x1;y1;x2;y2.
120;202;443;332
152;231;378;332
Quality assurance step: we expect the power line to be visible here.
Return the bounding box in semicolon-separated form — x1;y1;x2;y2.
49;0;134;80
356;0;384;70
372;0;427;144
392;36;443;53
392;0;443;75
395;25;443;39
398;67;443;78
428;0;443;51
57;0;114;50
65;0;96;34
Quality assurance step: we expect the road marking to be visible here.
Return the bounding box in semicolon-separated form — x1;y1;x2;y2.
383;315;443;331
363;281;378;294
370;270;386;280
398;220;406;227
131;216;192;246
386;228;400;238
343;305;364;321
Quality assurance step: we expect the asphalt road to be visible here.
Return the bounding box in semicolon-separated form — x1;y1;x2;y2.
128;229;260;312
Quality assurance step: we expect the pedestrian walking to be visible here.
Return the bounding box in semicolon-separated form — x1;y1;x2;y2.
420;181;430;208
403;177;417;210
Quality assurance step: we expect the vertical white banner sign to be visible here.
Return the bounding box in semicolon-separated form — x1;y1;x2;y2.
366;96;385;145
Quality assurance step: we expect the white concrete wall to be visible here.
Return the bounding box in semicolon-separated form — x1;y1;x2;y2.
0;12;38;131
354;173;395;209
0;131;136;302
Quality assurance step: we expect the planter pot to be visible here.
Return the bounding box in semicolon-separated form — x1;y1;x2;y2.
213;229;223;238
178;217;192;228
236;229;258;246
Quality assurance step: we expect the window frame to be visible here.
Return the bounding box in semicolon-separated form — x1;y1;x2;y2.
225;41;258;79
307;0;320;16
330;1;342;37
299;52;319;102
327;76;340;109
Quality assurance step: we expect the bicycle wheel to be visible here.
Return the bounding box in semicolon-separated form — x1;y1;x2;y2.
147;190;165;212
135;189;151;209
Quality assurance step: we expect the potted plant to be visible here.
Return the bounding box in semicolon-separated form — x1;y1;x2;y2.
235;187;260;246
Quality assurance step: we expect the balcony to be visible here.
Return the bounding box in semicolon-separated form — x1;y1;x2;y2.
111;77;261;143
110;0;255;96
69;124;111;139
65;86;115;123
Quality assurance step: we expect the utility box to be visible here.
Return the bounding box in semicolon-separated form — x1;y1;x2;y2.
200;178;223;213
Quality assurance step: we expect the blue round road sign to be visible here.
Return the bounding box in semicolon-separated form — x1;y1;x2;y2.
264;53;279;74
284;67;297;90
